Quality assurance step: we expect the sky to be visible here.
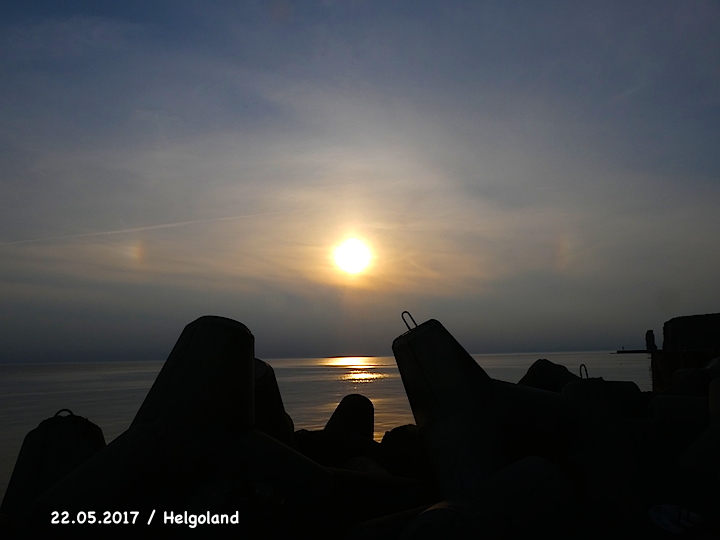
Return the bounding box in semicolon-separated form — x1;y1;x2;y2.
1;1;719;362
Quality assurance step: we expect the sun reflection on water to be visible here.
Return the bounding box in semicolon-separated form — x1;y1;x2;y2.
320;356;379;368
341;370;388;383
320;357;389;384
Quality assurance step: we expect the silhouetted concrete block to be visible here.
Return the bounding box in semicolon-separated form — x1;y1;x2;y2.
705;356;720;371
664;368;720;397
663;313;720;352
472;455;575;538
325;394;374;442
679;379;720;485
0;409;105;519
343;456;391;476
344;505;432;540
650;395;709;425
680;422;720;482
518;358;581;393
294;394;379;468
133;315;254;431
562;379;645;527
650;313;720;393
491;380;581;463
18;315;256;530
182;429;335;537
400;500;497;540
328;467;437;526
649;395;709;460
711;377;720;420
601;380;646;419
392;319;504;499
378;424;427;480
254;358;295;448
401;456;575;538
294;429;381;468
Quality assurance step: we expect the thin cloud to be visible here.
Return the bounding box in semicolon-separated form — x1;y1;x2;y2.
0;211;290;246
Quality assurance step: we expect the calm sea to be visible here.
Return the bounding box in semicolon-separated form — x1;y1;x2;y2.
0;351;651;503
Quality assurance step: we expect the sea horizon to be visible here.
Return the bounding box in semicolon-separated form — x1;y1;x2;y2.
0;348;627;365
0;350;652;502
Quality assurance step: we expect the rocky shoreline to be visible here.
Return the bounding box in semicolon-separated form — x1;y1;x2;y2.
1;314;719;538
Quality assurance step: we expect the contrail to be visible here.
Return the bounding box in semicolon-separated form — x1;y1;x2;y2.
0;211;287;246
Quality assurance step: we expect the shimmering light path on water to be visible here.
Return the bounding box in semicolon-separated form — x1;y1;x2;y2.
271;351;652;442
0;351;651;502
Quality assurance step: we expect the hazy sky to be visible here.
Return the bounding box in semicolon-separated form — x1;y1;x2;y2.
1;1;719;361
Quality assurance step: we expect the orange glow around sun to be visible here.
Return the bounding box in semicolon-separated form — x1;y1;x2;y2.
333;238;372;274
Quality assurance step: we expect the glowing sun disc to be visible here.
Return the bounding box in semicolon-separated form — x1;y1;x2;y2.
334;238;371;274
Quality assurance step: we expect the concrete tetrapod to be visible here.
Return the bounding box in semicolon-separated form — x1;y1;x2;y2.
400;456;575;540
562;379;645;529
325;394;375;442
518;358;581;393
295;394;380;469
490;379;581;464
254;357;296;448
174;429;335;537
680;377;720;496
17;315;256;533
378;425;426;480
391;319;505;499
0;410;105;521
131;315;254;430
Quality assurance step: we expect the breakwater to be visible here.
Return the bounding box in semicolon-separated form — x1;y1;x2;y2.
1;315;718;538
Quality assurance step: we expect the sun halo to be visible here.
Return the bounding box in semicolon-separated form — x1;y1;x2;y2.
333;238;372;274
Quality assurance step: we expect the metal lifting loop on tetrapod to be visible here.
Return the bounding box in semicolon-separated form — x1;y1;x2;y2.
579;364;589;379
401;311;418;331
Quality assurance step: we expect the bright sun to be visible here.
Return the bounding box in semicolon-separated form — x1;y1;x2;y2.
333;238;372;274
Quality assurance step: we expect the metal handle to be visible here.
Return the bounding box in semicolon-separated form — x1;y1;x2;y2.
401;311;418;331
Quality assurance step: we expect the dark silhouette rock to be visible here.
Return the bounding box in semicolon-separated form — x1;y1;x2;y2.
517;358;581;393
378;424;427;480
652;314;720;392
343;455;391;476
602;380;646;418
132;315;255;430
645;330;658;351
17;315;256;532
401;456;576;540
663;313;720;351
491;380;581;464
663;368;720;397
294;393;380;468
400;500;497;540
325;394;375;442
181;429;335;537
293;429;381;469
0;409;105;520
328;467;437;527
705;356;720;371
392;319;505;500
254;358;296;448
344;505;432;540
712;376;720;420
474;456;575;538
649;395;709;461
13;311;719;537
391;318;588;509
678;378;720;526
562;379;645;527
